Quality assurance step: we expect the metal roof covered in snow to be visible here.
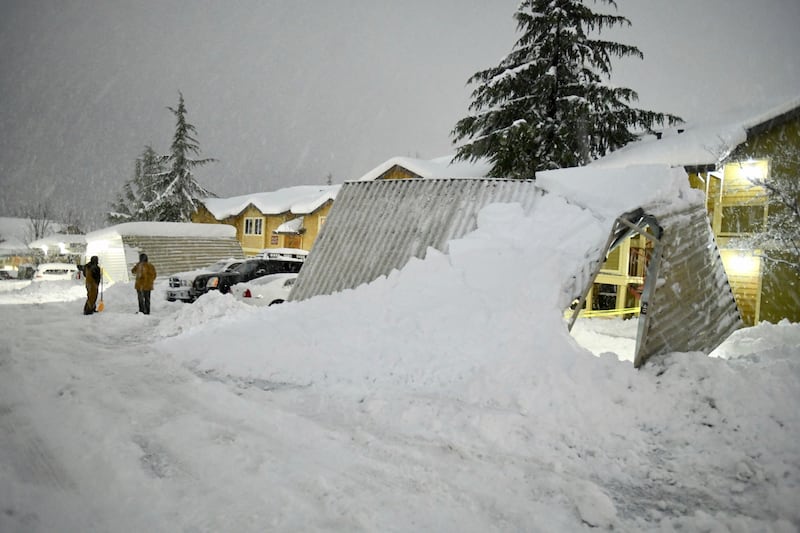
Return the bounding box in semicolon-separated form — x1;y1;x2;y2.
289;178;540;302
290;174;742;367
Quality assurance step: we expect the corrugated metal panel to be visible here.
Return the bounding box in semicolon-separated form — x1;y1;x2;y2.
634;204;743;367
85;234;244;284
121;235;244;278
290;179;539;301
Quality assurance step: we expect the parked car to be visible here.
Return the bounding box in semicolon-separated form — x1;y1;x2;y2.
32;262;80;281
191;256;305;300
230;273;298;306
166;258;243;302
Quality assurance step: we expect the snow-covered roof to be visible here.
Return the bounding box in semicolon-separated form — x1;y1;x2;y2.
275;216;304;234
0;216;69;254
0;218;30;253
201;185;340;220
86;221;236;241
536;164;701;221
29;234;86;249
591;95;800;169
357;155;493;181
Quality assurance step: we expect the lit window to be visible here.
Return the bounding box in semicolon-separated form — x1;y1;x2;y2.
720;205;767;236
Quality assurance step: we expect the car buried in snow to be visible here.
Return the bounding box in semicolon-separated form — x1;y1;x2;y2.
166;258;243;303
229;272;298;306
32;262;81;282
190;254;305;301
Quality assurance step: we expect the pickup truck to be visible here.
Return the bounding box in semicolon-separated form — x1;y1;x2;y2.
190;256;305;300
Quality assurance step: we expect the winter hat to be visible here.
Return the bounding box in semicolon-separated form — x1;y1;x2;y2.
90;256;99;264
139;253;148;262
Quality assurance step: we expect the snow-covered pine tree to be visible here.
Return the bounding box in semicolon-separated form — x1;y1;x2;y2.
107;145;167;224
150;92;216;222
451;0;683;178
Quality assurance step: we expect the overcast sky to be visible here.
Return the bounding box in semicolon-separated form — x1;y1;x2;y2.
1;0;798;229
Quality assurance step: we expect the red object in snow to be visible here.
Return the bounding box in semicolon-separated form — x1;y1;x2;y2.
243;288;252;298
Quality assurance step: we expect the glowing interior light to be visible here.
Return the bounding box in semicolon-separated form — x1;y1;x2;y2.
725;253;760;276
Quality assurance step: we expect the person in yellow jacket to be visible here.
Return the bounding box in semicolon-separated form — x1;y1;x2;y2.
83;255;102;315
131;253;157;315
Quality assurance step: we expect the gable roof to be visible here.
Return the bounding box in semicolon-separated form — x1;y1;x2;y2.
590;95;800;171
357;155;493;181
0;216;71;255
201;185;340;220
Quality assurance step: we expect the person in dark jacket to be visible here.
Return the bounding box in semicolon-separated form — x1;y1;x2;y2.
83;256;102;315
131;253;157;314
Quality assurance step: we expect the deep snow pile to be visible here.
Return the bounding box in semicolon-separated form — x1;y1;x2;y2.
1;171;798;530
153;196;799;530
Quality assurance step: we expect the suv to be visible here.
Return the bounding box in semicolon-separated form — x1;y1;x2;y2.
191;256;305;300
166;258;243;302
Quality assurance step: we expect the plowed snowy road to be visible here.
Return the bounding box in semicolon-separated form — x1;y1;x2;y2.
2;275;798;533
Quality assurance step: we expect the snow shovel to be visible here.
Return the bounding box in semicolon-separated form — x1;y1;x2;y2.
97;274;105;312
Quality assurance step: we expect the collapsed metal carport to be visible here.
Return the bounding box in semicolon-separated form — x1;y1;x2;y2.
289;173;742;367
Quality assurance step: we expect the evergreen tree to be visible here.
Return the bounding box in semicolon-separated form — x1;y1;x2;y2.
451;0;683;178
107;145;167;224
150;92;216;222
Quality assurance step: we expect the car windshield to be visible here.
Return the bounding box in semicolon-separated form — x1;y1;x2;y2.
206;260;241;272
206;260;229;271
233;262;259;275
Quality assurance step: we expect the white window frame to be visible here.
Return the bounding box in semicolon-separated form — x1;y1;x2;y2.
244;217;264;236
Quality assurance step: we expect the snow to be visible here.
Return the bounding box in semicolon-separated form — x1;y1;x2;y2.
0;216;66;254
357;155;495;181
536;164;702;220
274;216;304;234
86;221;237;240
201;185;341;221
1;196;798;532
590;95;800;169
28;233;86;250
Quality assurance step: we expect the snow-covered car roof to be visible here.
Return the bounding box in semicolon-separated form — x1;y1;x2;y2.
35;262;79;271
255;248;308;261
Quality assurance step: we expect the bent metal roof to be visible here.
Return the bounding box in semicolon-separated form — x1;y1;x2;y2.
290;165;742;367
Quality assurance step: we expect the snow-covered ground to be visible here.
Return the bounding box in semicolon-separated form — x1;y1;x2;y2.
1;199;798;532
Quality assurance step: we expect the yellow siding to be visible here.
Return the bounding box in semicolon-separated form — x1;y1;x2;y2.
191;205;240;240
720;249;762;325
239;206;266;255
256;201;336;254
194;197;336;257
377;166;422;180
